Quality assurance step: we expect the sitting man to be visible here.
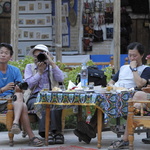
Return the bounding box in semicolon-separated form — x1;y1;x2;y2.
24;44;64;144
108;85;150;149
0;43;43;147
74;42;150;144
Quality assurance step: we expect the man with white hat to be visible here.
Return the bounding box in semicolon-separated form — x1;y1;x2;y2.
24;44;65;144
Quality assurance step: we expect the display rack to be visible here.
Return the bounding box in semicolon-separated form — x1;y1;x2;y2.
18;0;52;57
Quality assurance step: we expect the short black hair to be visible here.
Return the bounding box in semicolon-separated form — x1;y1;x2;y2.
127;42;144;55
0;43;13;56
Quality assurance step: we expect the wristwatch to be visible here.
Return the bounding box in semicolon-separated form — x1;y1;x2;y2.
130;66;137;72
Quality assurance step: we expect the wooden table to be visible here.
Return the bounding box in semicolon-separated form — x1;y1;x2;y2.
35;91;134;148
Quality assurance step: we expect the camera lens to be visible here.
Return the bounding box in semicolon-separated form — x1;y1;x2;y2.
14;81;28;90
37;53;47;62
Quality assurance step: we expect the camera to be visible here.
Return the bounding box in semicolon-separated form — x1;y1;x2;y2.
14;81;28;90
37;52;47;62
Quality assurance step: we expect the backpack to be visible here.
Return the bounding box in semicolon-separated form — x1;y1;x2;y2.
76;65;107;87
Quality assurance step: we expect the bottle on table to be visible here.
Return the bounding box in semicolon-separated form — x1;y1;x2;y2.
81;63;88;89
111;66;115;79
86;111;92;124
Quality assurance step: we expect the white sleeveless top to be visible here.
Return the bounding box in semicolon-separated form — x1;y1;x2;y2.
114;64;148;88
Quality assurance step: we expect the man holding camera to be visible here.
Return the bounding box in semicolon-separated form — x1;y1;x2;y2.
0;43;43;147
24;44;65;144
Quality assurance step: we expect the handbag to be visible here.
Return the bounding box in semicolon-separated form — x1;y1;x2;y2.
105;0;113;24
82;37;93;51
93;29;104;42
76;65;107;87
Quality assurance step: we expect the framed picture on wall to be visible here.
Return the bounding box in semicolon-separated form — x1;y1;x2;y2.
18;48;24;56
28;3;35;11
26;19;35;25
62;35;69;47
19;5;26;12
63;3;68;17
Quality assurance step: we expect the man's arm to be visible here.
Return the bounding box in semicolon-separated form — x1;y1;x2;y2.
133;67;150;88
108;71;119;85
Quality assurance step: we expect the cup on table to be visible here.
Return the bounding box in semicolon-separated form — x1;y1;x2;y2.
59;84;66;91
88;82;94;90
43;83;49;91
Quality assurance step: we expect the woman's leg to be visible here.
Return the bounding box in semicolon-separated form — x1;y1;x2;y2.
20;103;35;138
13;92;24;124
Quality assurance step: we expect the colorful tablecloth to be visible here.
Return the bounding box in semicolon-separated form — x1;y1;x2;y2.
35;91;135;123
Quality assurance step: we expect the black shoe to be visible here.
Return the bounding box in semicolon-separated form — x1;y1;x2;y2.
76;121;96;138
73;129;91;144
48;133;55;145
142;138;150;144
54;133;64;144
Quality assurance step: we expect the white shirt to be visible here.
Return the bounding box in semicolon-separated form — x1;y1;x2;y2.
114;64;147;88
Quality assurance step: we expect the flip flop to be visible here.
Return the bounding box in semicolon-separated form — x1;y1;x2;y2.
76;121;96;138
11;123;21;134
73;129;91;144
29;137;44;147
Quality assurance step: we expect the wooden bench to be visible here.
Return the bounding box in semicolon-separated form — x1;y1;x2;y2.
0;98;14;146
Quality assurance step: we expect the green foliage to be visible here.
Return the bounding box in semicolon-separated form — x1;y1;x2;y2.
8;56;34;76
102;65;113;83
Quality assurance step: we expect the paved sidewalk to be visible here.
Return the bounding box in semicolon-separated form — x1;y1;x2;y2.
0;129;149;150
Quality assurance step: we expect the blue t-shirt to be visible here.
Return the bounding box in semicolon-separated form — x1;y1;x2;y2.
0;65;22;96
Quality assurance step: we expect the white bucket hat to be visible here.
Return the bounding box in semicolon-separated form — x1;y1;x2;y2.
28;44;49;56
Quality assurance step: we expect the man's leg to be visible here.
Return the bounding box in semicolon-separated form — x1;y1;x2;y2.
11;92;24;134
13;92;24;124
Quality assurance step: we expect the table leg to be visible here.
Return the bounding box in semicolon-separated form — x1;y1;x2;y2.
45;105;50;146
77;106;82;122
97;109;102;149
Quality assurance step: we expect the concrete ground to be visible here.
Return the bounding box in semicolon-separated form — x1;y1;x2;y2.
0;129;149;150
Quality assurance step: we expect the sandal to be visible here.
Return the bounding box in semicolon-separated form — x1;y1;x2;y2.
48;133;55;145
29;137;44;147
73;129;91;144
11;123;21;135
108;140;129;150
76;121;96;138
54;133;64;144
